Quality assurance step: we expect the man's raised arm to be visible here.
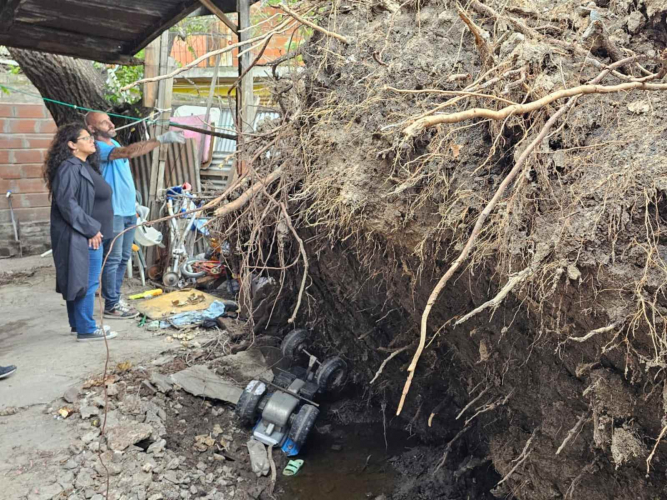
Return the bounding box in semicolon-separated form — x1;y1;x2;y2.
108;131;186;161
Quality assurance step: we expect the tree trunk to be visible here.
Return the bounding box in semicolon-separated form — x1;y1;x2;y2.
8;48;111;127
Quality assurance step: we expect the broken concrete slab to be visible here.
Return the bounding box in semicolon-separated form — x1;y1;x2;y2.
169;365;242;404
106;423;153;451
150;372;173;393
79;406;99;419
27;482;63;500
218;349;274;384
63;385;80;404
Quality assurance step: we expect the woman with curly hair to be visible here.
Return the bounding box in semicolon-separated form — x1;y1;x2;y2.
46;123;117;342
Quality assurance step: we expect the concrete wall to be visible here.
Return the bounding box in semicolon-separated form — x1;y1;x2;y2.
0;102;56;257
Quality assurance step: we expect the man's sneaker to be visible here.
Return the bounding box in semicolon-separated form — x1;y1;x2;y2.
71;325;111;335
77;329;118;342
104;303;140;320
0;365;17;379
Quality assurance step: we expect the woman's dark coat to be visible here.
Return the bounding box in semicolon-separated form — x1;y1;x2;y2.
50;157;101;301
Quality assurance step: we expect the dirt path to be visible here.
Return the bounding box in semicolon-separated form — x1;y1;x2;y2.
0;256;172;499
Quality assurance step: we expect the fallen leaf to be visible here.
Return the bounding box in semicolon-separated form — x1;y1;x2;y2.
58;407;75;419
116;361;132;372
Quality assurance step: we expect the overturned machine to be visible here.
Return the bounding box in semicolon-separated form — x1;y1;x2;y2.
235;329;348;456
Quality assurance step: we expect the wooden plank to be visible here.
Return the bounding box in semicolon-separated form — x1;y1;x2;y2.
131;1;203;55
0;0;23;30
199;0;238;33
234;0;254;178
0;29;141;64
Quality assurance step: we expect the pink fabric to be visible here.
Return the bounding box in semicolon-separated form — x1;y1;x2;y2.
169;115;212;162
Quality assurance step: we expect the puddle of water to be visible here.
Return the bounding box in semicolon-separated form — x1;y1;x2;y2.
278;423;410;500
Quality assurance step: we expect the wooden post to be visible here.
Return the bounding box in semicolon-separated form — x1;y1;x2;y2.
143;38;160;108
235;0;255;177
148;31;173;208
146;31;174;266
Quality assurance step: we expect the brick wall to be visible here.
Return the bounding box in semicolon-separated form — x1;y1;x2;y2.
0;103;55;257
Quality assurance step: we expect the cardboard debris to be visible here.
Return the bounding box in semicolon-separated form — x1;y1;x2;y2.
133;290;236;320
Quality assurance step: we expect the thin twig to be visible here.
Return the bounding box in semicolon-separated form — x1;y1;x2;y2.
121;19;297;90
370;345;411;384
275;3;350;44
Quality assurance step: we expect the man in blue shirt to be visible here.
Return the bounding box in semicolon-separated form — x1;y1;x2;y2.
85;112;184;319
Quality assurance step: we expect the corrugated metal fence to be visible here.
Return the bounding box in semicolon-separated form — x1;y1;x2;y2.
130;138;201;205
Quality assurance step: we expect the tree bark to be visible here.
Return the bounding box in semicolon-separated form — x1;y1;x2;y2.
8;48;111;126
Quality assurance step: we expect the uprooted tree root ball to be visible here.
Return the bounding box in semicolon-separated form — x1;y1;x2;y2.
203;0;667;498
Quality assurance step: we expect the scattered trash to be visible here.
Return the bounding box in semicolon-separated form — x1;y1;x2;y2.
247;439;270;477
170;365;242;404
133;290;223;320
283;459;304;476
172;292;206;307
159;300;226;329
129;289;164;300
58;407;75;419
147;320;161;332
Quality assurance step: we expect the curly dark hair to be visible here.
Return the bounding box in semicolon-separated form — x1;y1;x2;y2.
43;123;101;194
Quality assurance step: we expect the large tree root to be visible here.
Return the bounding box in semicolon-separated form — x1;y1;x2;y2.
404;80;667;137
396;56;642;416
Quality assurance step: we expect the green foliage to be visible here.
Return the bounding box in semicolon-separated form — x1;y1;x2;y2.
94;50;144;105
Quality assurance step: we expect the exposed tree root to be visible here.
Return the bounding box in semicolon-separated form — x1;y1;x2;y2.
404;81;667;137
568;322;620;343
370;344;411;384
556;413;590;455
497;429;538;486
214;169;283;217
433;423;472;474
396;56;645;416
646;423;667;476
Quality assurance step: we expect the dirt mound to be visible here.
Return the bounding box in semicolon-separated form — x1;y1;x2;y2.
213;0;667;498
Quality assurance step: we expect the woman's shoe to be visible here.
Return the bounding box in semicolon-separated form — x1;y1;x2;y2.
0;365;17;379
76;328;118;342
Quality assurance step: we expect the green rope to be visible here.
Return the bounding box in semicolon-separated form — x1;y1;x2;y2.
0;83;150;122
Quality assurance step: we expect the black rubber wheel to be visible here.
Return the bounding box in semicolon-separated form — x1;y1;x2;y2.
281;329;309;360
315;357;348;392
288;404;319;449
235;380;266;426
